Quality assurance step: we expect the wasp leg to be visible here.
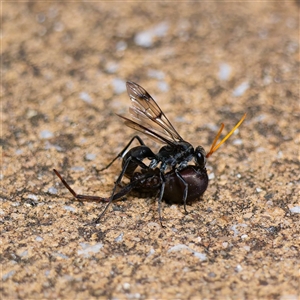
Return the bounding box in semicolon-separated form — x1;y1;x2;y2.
175;169;189;214
103;179;139;201
94;155;150;223
54;168;149;205
157;171;166;228
53;169;109;202
99;135;145;171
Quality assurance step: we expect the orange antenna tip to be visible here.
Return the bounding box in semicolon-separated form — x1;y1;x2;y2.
206;113;246;158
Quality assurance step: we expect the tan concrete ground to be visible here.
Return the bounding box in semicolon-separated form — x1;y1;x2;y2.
2;2;299;299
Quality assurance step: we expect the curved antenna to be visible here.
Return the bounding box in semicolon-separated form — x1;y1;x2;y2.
206;113;246;158
206;123;225;158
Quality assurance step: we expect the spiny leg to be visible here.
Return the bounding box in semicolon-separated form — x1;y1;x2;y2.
53;169;109;202
175;169;189;214
55;153;153;223
94;155;151;223
157;172;166;228
99;135;145;171
54;168;145;206
94;158;132;223
105;179;140;201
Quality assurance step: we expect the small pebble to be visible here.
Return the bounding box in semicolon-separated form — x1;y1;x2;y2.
35;236;43;242
116;41;127;51
115;232;124;242
2;270;16;281
48;187;58;195
157;81;169;92
85;153;96;161
232;81;249;97
28;194;38;201
112;78;126;94
71;166;85;172
40;130;53;139
218;63;231;81
290;206;300;214
232;139;243;146
105;62;118;74
134;22;169;47
79;92;93;103
208;172;215;180
64;205;76;212
235;264;243;272
78;243;103;257
148;69;165;80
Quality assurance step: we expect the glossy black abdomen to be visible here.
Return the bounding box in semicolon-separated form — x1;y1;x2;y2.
163;166;208;204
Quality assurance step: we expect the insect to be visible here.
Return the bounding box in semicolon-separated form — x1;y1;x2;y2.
54;81;246;225
54;164;208;226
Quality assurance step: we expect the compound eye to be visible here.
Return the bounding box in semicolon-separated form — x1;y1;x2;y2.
195;147;206;167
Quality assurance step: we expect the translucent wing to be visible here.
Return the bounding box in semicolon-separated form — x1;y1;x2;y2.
122;81;183;145
117;114;177;146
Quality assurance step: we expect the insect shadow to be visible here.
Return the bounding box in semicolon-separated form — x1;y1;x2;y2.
54;81;246;226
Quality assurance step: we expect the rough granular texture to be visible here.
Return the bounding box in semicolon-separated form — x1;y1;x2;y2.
2;2;299;299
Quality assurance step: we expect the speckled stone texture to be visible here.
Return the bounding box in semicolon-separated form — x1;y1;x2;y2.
2;2;299;299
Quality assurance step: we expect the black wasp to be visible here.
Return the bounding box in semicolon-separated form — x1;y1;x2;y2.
54;81;246;226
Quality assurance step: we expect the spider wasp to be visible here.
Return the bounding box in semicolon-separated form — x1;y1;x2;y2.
54;81;246;226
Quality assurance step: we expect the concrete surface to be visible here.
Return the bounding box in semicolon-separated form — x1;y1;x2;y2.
2;2;299;299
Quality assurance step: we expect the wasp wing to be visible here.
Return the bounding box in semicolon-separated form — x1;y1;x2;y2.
117;114;177;146
124;81;184;144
